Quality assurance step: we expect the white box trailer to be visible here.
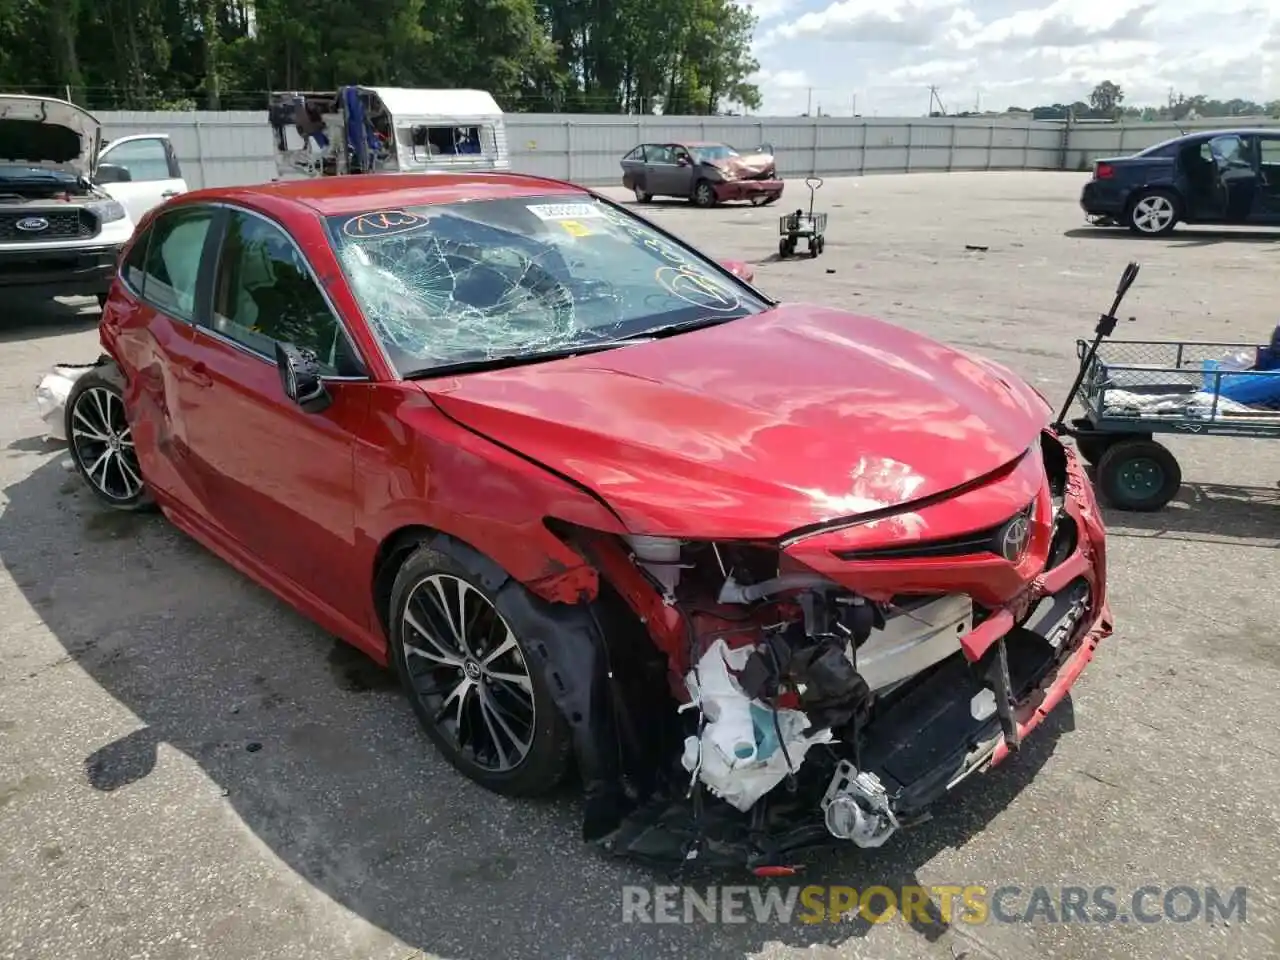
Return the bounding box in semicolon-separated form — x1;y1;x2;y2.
269;86;510;180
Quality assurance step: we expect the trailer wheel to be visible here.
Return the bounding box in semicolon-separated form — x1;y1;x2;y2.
1095;439;1181;512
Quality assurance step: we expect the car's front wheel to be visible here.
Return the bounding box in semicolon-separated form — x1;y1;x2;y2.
692;180;717;208
1127;190;1180;236
64;361;152;511
388;540;573;796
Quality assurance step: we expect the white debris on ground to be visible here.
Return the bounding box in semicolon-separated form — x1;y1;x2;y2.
34;364;95;442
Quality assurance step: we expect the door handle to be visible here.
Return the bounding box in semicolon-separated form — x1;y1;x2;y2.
187;361;212;388
161;189;180;198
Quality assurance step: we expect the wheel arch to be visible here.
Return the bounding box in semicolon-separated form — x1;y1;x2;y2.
1124;183;1185;216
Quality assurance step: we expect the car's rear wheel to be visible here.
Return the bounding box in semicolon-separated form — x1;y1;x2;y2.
692;180;717;208
95;293;108;310
1127;190;1180;236
633;185;653;203
388;540;572;796
64;362;152;511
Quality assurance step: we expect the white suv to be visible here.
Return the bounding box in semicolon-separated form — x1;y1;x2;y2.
0;95;187;308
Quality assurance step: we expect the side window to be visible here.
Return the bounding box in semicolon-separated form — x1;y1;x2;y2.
1259;138;1280;165
672;145;692;163
623;145;643;161
142;207;216;320
649;145;673;164
210;211;357;375
1208;134;1249;167
101;138;174;182
121;224;152;293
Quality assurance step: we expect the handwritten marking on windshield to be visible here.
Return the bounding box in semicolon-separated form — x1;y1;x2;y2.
341;210;432;238
655;266;741;311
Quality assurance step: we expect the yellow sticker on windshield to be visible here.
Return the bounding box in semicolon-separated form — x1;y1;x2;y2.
558;219;593;237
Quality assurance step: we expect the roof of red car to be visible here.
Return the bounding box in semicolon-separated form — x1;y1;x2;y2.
200;172;590;216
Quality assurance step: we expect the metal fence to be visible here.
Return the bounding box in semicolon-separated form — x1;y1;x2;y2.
96;111;1280;190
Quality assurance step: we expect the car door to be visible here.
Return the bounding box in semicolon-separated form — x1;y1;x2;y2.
97;135;188;224
644;144;680;196
1206;133;1258;222
621;144;647;190
179;204;373;623
105;203;224;525
1254;135;1280;222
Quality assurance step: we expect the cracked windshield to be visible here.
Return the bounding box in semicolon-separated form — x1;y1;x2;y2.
325;194;767;375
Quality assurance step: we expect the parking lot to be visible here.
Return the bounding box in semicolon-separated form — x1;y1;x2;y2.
1;170;1278;960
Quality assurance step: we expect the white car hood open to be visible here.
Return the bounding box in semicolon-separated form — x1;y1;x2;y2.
0;95;101;176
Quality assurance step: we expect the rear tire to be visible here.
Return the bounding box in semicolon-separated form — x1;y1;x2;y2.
633;185;653;203
1095;439;1181;511
95;293;108;310
1126;190;1180;236
64;361;153;512
692;180;717;208
388;540;573;797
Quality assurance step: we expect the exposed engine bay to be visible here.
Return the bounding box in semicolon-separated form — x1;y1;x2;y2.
0;165;102;206
531;428;1110;871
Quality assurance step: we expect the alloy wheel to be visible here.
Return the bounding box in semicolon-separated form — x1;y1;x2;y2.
1131;195;1174;233
69;386;144;502
400;573;536;772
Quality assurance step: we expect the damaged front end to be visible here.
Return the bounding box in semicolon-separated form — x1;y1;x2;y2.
542;428;1111;871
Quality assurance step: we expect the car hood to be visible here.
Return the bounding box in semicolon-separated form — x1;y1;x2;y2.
706;151;775;178
0;95;101;176
423;304;1050;539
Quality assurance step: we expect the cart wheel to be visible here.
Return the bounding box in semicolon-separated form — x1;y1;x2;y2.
816;237;825;255
778;237;790;258
808;240;819;258
1095;439;1181;512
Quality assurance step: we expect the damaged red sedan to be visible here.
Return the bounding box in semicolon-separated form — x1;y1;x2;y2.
69;172;1111;871
620;141;784;207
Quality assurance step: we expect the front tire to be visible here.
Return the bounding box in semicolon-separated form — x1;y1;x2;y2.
692;180;717;208
64;362;152;511
1127;190;1180;236
388;540;572;797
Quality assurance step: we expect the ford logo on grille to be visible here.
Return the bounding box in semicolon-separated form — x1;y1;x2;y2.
999;509;1032;562
15;217;50;232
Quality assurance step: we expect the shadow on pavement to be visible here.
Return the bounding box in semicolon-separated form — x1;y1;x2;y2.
0;450;1074;958
1062;227;1279;245
1102;482;1279;546
0;293;100;344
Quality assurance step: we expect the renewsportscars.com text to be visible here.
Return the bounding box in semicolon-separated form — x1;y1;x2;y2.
620;884;1247;926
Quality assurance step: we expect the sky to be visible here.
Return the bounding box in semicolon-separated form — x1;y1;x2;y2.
739;0;1280;116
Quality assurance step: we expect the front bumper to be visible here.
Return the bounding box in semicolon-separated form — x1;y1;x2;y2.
713;177;784;202
599;432;1111;870
0;242;120;294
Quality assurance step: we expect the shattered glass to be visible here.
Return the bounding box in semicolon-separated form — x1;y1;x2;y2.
325;195;764;375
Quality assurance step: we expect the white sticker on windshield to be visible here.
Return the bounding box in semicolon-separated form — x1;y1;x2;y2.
526;203;605;221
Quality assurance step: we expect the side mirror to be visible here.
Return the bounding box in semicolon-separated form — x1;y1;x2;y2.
95;163;132;184
719;259;755;283
274;341;331;413
676;155;690;166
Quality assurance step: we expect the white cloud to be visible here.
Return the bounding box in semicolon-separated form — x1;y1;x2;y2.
749;0;1280;115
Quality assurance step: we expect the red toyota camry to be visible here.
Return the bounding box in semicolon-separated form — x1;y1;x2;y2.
68;172;1111;869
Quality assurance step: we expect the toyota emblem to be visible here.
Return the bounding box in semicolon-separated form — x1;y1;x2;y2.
15;217;50;232
1000;511;1030;561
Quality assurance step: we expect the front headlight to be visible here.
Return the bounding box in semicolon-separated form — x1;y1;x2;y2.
89;200;127;224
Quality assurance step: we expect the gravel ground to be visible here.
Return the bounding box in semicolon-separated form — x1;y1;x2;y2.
0;171;1277;960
